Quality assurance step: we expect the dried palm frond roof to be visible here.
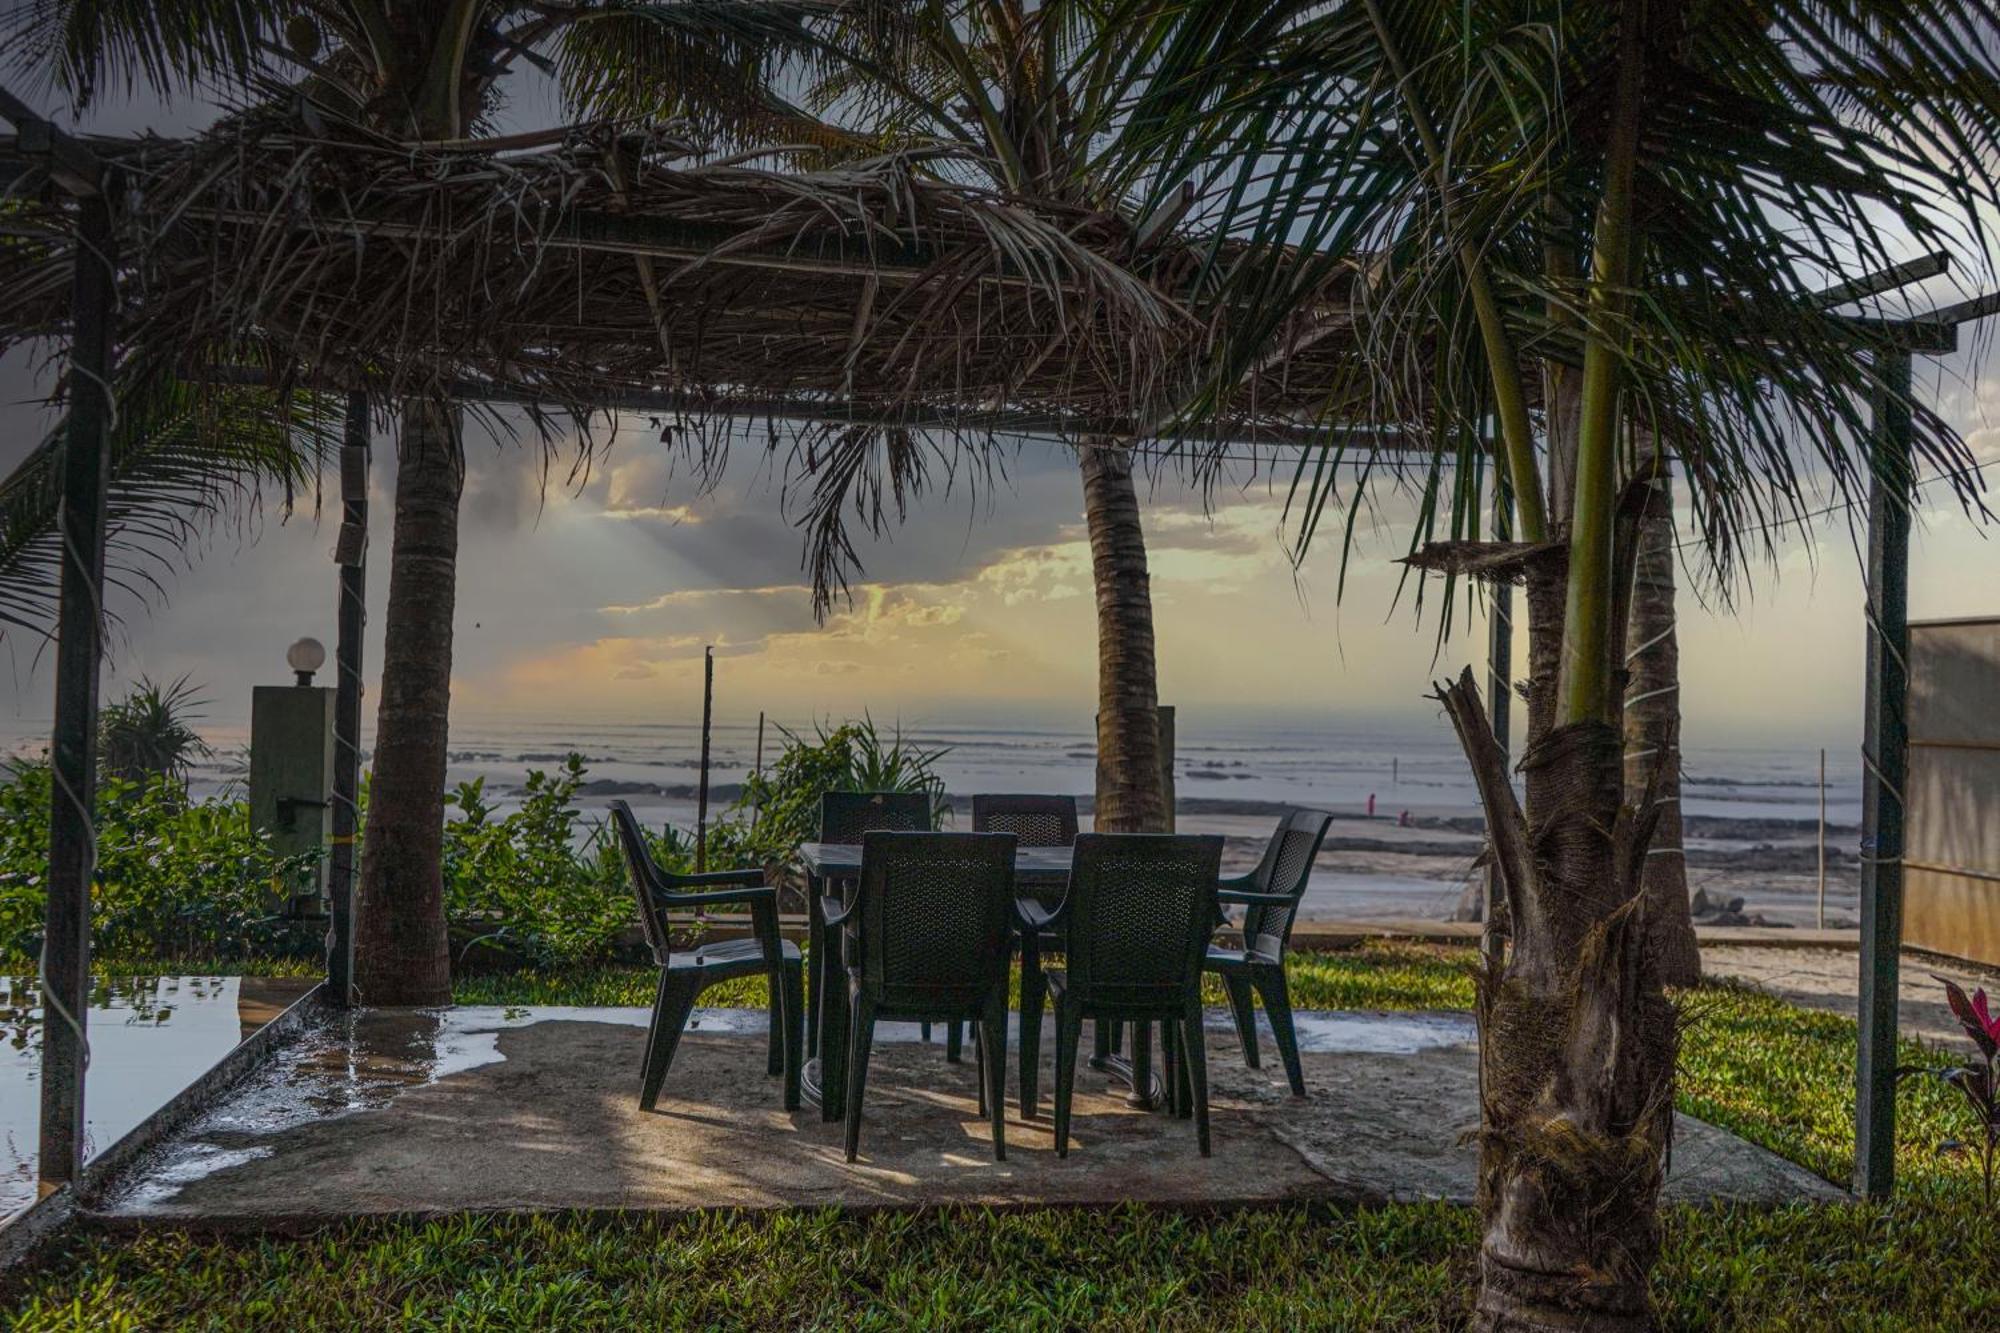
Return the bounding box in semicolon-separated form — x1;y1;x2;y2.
0;102;1390;612
0;105;1372;439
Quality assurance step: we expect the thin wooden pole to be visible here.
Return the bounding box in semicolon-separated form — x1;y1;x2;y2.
1856;348;1913;1201
1817;747;1827;931
696;646;714;872
327;393;369;1007
39;190;116;1196
1482;472;1514;972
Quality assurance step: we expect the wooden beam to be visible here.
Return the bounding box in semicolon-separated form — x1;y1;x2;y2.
0;87;102;197
325;393;368;1008
1811;252;1949;309
37;191;115;1196
1854;347;1913;1200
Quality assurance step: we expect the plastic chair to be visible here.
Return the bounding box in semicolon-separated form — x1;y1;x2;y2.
822;831;1018;1162
1202;807;1333;1096
1022;832;1225;1156
969;794;1078;1100
608;800;801;1112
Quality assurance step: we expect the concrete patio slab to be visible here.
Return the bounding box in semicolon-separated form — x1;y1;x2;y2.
93;1007;1841;1225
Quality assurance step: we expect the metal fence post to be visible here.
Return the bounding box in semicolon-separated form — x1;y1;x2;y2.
327;391;369;1006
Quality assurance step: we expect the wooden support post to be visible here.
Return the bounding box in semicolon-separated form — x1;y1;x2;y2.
1482;477;1514;970
38;191;116;1195
696;645;714;872
1855;347;1913;1200
327;392;369;1007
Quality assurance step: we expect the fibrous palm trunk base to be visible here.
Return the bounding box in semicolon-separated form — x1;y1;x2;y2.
1440;559;1678;1332
354;397;463;1007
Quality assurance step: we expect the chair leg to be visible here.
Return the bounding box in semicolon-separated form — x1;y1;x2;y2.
973;1022;987;1116
1129;1020;1152;1106
843;990;878;1162
1018;939;1046;1119
781;962;804;1111
1252;966;1306;1097
982;991;1009;1162
820;954;851;1124
766;968;785;1077
946;1020;964;1064
1090;1018;1112;1068
805;877;824;1057
1163;1018;1191;1120
1182;999;1211;1157
1222;973;1260;1069
640;971;699;1112
1054;1000;1085;1158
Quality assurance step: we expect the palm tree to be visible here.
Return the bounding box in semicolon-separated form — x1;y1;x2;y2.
800;2;1204;832
1122;1;2000;1325
7;0;838;1003
96;674;214;789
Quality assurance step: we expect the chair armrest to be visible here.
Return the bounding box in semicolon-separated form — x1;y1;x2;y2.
661;885;777;910
671;868;767;889
1015;896;1064;932
821;895;859;928
1216;887;1299;907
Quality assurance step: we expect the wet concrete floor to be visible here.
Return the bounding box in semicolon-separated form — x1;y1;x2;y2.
92;1006;1840;1222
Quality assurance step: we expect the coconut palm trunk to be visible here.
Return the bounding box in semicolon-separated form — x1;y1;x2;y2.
1079;440;1167;833
1625;464;1700;986
354;397;463;1004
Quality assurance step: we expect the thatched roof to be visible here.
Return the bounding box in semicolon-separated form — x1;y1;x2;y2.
1;107;1367;439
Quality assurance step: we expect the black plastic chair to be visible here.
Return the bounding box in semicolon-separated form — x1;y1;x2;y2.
1203;807;1333;1096
969;794;1078;1099
608;800;802;1112
971;793;1080;848
809;791;935;1118
822;830;1018;1162
1022;832;1225;1157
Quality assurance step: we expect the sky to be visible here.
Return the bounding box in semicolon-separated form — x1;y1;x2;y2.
3;76;1998;759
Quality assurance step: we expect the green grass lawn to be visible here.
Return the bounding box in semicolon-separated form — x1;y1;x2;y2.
6;944;1993;1330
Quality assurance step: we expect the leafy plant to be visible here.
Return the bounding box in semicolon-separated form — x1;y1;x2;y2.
97;673;214;789
1903;977;2000;1204
726;715;951;868
0;755;315;963
440;754;697;968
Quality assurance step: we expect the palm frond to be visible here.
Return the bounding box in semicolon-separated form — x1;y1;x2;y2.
0;367;337;644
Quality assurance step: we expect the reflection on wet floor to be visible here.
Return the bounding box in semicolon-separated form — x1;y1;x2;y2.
2;975;313;1222
101;1004;1477;1211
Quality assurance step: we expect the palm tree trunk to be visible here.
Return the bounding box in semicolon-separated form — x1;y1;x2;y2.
1079;440;1166;833
1442;555;1677;1333
354;397;463;1005
1624;466;1701;986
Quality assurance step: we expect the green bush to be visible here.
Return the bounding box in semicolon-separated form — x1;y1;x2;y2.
718;715;952;869
0;756;316;963
440;754;696;968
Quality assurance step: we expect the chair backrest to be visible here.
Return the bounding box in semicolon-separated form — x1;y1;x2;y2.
818;790;933;845
971;794;1079;848
608;799;673;964
851;831;1017;1011
1240;808;1334;959
1060;833;1224;1013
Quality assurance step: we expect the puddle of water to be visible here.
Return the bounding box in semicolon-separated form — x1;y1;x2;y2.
2;975;312;1223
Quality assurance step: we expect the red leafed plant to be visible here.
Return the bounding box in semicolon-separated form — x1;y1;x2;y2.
1903;977;2000;1203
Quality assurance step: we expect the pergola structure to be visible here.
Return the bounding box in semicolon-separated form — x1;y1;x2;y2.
0;83;1993;1238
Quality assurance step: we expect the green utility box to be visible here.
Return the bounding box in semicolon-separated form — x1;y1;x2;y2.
250;682;335;915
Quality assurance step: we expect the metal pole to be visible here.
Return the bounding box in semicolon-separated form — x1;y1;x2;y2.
695;646;714;872
327;392;369;1007
1855;348;1913;1200
1817;747;1827;931
1483;473;1514;971
751;709;766;828
38;190;116;1196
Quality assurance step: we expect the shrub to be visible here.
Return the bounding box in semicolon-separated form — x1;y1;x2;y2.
440;754;695;968
720;715;951;869
0;756;316;963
